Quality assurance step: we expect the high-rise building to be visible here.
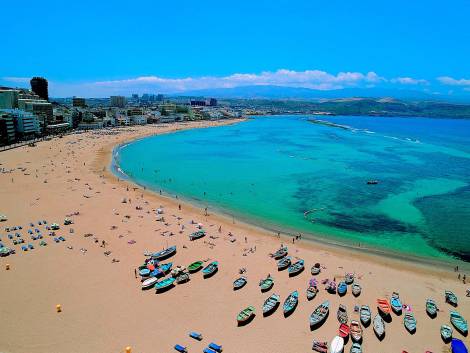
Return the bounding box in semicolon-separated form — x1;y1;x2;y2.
0;109;40;138
0;113;16;145
110;96;126;108
209;98;218;107
30;77;49;101
72;97;86;108
18;99;53;133
0;89;19;109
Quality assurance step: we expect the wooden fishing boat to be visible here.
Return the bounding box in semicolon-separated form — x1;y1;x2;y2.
150;245;176;260
352;283;361;297
426;298;438;318
441;324;453;342
339;323;350;338
330;336;344;353
377;298;391;316
307;286;318;301
350;320;363;342
311;262;321;275
141;276;158;289
283;290;299;315
373;313;385;338
310;301;330;328
450;311;468;335
271;246;288;259
403;312;417;333
160;262;173;274
188;260;204;273
259;275;274;292
262;293;280;315
277;256;291;270
337;304;348;324
233;276;247;290
391;291;403;314
312;340;328;353
155;277;176;291
326;280;336;293
237;306;255;324
337;281;347;296
176;272;190;284
202;261;218;278
446;290;458;307
350;343;362;353
189;230;206;241
345;273;354;285
451;339;468;353
139;267;151;277
288;259;304;276
360;305;371;326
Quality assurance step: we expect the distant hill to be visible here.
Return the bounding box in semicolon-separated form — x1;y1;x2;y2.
178;85;470;103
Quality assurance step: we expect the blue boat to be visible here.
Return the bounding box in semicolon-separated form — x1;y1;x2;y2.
451;339;468;353
139;268;151;277
150;245;177;260
160;262;173;274
337;281;347;296
209;342;222;352
391;292;403;314
202;261;219;278
155;277;176;291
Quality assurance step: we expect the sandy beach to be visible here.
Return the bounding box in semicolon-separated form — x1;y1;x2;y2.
0;119;469;353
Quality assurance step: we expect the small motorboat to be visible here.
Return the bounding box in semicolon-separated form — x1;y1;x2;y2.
403;312;417;333
237;306;255;324
150;245;177;260
377;298;391;316
441;324;453;342
307;286;318;301
337;281;347;296
188;260;204;273
373;313;385;338
259;275;274;292
350;320;363;342
141;277;158;289
155;277;176;291
344;272;354;284
391;292;403;314
283;290;299;315
311;262;321;275
202;261;219;278
330;336;344;353
339;323;350;338
271;246;288;259
337;304;348;324
262;293;280;316
233;276;247;290
426;298;438;318
326;280;337;293
360;305;371;326
352;283;361;297
189;230;206;241
367;180;379;185
277;256;291;270
350;343;362;353
288;259;305;277
175;272;190;284
446;290;458;307
310;301;330;328
312;340;328;353
450;311;468;335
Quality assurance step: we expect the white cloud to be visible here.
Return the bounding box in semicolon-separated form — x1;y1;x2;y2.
1;76;31;84
391;77;429;85
438;76;470;86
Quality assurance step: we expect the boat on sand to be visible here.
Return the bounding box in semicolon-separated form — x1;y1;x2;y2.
446;290;458;306
377;298;391;316
307;286;318;301
262;293;280;316
337;304;348;324
373;313;385;338
202;261;218;277
188;261;204;273
441;324;453;342
233;276;247;290
310;301;329;328
426;298;438;318
350;320;363;342
237;306;255;324
259;275;274;292
283;290;299;315
403;312;417;333
450;311;468;335
391;291;403;314
288;259;304;276
312;340;327;353
360;305;371;326
330;336;344;353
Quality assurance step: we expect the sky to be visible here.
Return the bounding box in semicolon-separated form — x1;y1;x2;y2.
2;0;470;98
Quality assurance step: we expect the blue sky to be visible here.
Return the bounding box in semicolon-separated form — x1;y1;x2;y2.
2;0;470;97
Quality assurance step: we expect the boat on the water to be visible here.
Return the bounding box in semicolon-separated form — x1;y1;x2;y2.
288;259;304;276
311;263;321;275
391;291;403;314
367;180;379;185
377;298;391;316
307;286;318;301
237;306;255;324
259;275;274;292
262;293;280;316
352;283;361;297
189;230;206;241
337;304;348;324
350;320;363;342
283;290;299;315
310;301;329;328
373;313;385;338
360;305;371;326
155;277;176;291
277;256;291;270
426;298;438;318
451;338;468;353
271;246;288;259
233;276;247;290
450;311;468;335
312;340;328;353
350;343;362;353
339;323;350;338
403;312;417;333
446;290;458;307
337;281;347;296
188;261;204;273
441;324;453;342
149;245;176;260
202;261;218;278
330;336;344;353
141;277;159;289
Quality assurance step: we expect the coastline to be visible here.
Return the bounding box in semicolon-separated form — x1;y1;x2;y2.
108;121;467;274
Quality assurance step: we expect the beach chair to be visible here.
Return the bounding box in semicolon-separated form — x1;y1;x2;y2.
189;331;203;340
203;348;217;353
208;343;222;352
174;344;187;352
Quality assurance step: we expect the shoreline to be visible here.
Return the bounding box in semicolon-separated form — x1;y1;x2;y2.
106;121;466;275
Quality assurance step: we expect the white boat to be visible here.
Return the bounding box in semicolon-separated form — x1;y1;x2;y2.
141;277;158;289
330;336;344;353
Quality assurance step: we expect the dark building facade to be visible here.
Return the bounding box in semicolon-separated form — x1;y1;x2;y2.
30;77;49;101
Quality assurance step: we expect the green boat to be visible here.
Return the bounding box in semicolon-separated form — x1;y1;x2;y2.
189;230;206;241
445;290;458;306
188;261;204;273
426;298;438;318
450;311;468;335
237;306;255;324
155;277;175;291
403;312;417;333
202;261;218;277
441;324;453;342
259;275;274;292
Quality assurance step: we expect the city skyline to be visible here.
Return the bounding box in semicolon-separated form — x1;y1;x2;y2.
2;0;470;98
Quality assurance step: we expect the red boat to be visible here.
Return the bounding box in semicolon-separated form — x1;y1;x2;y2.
339;323;350;338
377;298;391;315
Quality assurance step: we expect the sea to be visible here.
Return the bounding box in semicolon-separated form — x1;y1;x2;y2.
113;115;470;264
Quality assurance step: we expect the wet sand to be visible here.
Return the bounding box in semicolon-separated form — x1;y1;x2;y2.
0;120;468;353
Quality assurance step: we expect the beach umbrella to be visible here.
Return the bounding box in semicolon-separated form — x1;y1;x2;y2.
452;339;468;353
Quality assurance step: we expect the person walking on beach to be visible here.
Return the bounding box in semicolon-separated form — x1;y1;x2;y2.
134;268;137;278
178;204;181;211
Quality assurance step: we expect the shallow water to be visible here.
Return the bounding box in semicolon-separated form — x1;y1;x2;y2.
115;116;470;262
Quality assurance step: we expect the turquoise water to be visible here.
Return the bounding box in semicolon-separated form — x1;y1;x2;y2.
115;116;470;262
